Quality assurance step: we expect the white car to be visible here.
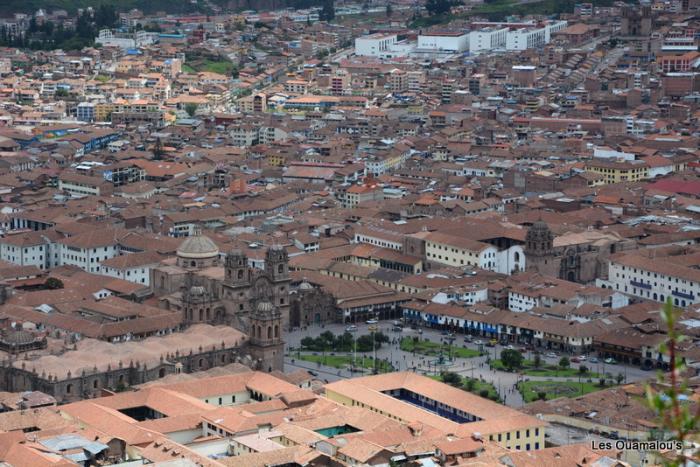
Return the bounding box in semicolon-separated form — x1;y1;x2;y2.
366;319;378;324
345;325;358;332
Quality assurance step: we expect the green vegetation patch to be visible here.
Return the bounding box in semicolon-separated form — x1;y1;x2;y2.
490;359;601;378
297;353;394;372
400;337;481;359
517;380;604;402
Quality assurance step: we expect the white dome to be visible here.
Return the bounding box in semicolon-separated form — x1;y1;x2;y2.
177;235;219;259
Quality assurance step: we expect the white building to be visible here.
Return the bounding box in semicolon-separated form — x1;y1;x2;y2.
544;20;568;41
431;287;489;305
508;289;539;312
506;27;547;50
355;33;413;59
100;251;162;286
417;32;469;52
602;249;700;308
95;29;157;50
469;28;508;54
424;232;499;271
58;230;121;274
354;226;403;251
0;231;61;270
593;147;636;161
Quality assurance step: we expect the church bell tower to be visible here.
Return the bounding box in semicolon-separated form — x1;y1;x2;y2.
248;300;284;372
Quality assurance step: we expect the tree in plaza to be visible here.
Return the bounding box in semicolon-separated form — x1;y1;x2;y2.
464;378;475;391
318;330;335;348
501;349;523;371
559;357;570;371
300;336;315;349
533;351;542;368
337;331;353;350
441;371;462;387
578;365;589;376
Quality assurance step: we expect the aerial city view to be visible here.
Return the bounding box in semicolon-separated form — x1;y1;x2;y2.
0;0;697;465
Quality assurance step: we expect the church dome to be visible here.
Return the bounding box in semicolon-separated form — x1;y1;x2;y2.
0;329;38;346
298;280;313;291
256;301;275;314
177;235;219;259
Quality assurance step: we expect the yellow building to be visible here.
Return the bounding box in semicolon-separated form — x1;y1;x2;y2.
265;152;286;167
584;159;649;184
325;372;547;452
95;100;160;122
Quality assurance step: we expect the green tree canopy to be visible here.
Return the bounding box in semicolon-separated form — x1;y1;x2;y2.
501;349;523;371
559;357;570;370
425;0;461;16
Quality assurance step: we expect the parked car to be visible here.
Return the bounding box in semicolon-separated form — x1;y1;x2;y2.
578;355;587;361
366;319;378;325
546;352;558;358
474;340;483;346
589;357;599;363
345;325;358;332
571;357;581;363
604;358;616;364
464;335;473;343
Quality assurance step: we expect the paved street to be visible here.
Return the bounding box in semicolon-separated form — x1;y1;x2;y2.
284;321;654;408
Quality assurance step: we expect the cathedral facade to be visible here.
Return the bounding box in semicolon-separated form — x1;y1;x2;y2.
152;236;290;372
524;221;630;284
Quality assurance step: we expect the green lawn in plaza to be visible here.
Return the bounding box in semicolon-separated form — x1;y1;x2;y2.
517;380;604;402
491;359;601;378
296;353;394;372
400;337;481;359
